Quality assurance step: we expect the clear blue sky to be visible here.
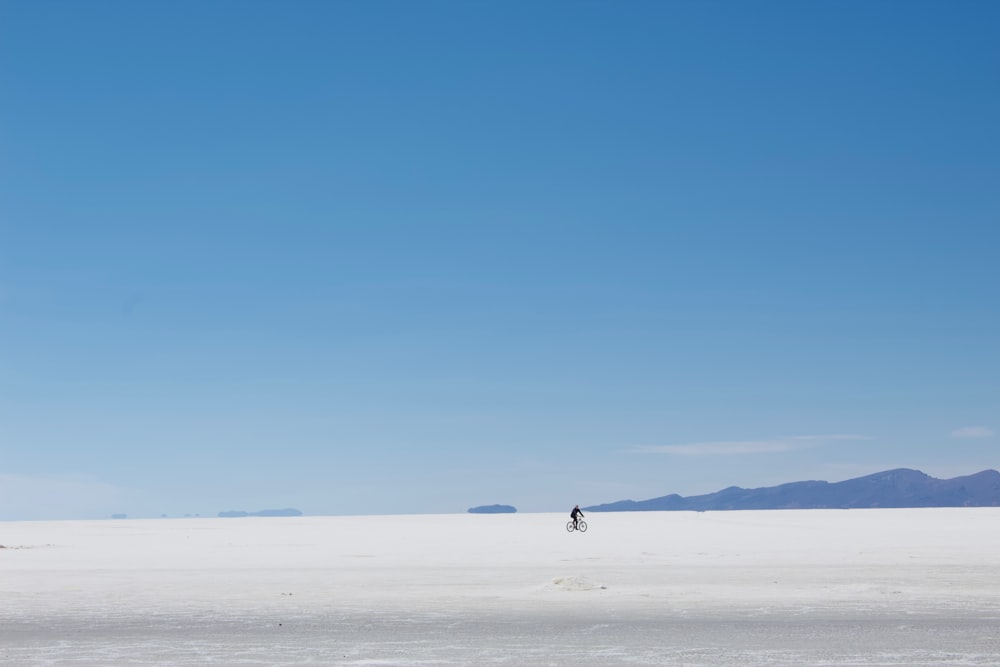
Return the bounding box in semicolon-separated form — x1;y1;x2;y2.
2;1;997;520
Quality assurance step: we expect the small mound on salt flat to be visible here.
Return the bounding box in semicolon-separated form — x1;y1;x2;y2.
0;544;55;550
551;576;607;591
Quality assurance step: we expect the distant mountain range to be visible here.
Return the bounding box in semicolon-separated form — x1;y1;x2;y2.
585;469;1000;512
218;508;303;518
468;504;517;514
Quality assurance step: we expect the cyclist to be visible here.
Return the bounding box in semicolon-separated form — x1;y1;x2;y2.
570;504;584;530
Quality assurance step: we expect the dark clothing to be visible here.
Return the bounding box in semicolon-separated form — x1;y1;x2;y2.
570;507;584;527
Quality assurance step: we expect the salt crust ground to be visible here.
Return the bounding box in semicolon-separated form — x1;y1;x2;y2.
3;509;1000;665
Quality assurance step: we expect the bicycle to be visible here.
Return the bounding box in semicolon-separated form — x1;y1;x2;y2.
566;518;588;532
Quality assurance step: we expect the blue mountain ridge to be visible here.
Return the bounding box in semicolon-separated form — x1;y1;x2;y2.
218;508;303;518
468;504;517;514
584;469;1000;511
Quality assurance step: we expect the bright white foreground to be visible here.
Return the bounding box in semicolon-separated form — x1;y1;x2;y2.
3;509;1000;666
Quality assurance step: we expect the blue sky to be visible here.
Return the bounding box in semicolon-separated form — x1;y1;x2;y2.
1;1;998;520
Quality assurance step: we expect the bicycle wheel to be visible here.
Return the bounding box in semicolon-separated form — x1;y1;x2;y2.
577;520;588;532
566;521;576;532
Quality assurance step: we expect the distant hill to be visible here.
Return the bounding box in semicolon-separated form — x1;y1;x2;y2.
585;469;1000;512
218;508;303;518
468;504;517;514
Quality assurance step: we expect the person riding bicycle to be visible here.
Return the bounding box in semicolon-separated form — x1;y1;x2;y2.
570;505;584;529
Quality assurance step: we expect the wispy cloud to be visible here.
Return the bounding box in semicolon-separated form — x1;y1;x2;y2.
633;434;869;457
951;426;995;439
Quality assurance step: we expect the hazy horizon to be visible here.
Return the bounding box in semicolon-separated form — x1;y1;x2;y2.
5;465;1000;522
